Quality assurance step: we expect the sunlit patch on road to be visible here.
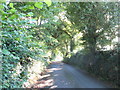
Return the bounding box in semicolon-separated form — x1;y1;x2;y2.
30;62;63;88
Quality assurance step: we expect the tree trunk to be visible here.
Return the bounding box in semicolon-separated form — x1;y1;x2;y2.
70;37;74;52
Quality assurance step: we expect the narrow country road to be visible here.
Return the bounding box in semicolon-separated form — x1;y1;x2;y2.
32;62;110;88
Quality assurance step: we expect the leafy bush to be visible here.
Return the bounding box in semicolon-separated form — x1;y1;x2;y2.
1;2;51;88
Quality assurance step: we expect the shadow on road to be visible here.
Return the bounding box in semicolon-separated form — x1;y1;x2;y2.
31;62;62;88
30;61;111;88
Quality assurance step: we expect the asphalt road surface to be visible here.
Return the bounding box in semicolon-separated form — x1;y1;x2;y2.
48;62;110;88
32;62;110;88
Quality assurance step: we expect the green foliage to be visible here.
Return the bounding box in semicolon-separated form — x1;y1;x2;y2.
2;49;10;55
64;2;119;87
66;2;118;51
1;1;73;88
1;1;119;88
1;2;53;88
44;0;52;6
34;2;43;9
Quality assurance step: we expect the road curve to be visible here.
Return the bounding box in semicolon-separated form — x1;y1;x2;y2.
48;62;110;88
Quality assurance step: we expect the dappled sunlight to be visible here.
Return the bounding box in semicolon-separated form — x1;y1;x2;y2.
29;63;63;88
11;62;22;78
54;55;63;61
28;59;45;74
47;68;62;73
53;74;59;77
22;58;48;88
40;74;51;79
33;79;54;88
50;85;58;89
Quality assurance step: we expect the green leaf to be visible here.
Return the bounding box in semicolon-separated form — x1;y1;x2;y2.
28;35;33;38
0;4;4;9
9;14;18;19
27;12;34;16
34;2;43;9
28;5;34;9
8;8;17;13
2;49;10;55
44;0;52;7
9;3;14;8
0;9;4;14
13;56;20;60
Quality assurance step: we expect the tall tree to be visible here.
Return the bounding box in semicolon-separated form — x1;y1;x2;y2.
65;2;119;62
